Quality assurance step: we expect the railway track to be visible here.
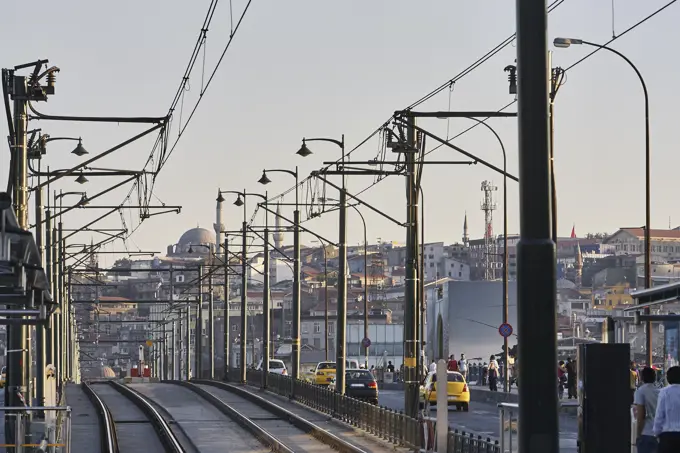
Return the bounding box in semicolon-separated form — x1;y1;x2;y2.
176;379;373;453
82;381;187;453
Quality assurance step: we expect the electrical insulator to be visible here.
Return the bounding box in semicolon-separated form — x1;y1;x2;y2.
47;71;56;88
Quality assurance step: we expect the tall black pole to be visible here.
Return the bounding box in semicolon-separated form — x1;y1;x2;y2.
45;207;53;371
263;223;270;389
404;117;420;418
224;238;230;378
336;136;347;395
57;221;64;389
241;213;248;383
502;148;509;392
185;304;191;379
171;320;176;380
292;209;301;381
169;266;175;379
35;188;45;406
516;2;558;453
323;246;329;361
197;266;203;378
208;273;215;379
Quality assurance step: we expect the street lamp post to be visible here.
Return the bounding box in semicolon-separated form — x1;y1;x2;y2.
298;135;347;393
259;167;300;380
223;189;267;382
554;37;652;364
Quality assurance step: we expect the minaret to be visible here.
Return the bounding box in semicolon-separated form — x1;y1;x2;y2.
88;238;98;270
574;242;583;287
214;189;225;253
462;211;469;246
273;202;284;249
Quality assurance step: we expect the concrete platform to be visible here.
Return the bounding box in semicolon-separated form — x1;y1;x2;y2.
64;383;101;453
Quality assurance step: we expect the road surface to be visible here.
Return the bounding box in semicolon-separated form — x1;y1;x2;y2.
378;390;577;453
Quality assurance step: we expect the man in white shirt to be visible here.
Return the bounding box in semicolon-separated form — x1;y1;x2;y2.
429;360;436;373
634;367;659;453
654;366;680;453
458;354;468;381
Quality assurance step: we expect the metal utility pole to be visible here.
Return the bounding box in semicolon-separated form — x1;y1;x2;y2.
516;1;559;453
292;208;301;380
197;266;203;378
224;238;230;378
169;266;175;379
57;222;64;388
35;188;46;406
404;117;420;418
262;225;270;388
241;217;248;383
336;139;348;396
171;320;176;380
208;274;215;379
7;73;30;415
185;304;191;379
45;202;53;378
162;323;168;380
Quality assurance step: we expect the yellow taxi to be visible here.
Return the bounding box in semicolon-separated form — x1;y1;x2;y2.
419;370;470;411
310;361;337;386
0;366;6;388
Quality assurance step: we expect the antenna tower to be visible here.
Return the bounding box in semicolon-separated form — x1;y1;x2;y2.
480;180;498;280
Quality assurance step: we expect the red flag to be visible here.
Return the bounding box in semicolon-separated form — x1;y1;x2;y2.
570;225;576;239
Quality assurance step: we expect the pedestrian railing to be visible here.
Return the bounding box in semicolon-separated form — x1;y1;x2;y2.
237;371;502;452
0;406;71;453
498;400;579;453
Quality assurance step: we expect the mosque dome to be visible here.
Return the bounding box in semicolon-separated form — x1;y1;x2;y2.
178;227;215;247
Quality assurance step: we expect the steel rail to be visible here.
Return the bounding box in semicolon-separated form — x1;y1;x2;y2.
190;379;370;453
171;381;295;453
106;381;185;453
81;382;119;453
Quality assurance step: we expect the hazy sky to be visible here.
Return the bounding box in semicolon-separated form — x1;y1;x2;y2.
1;1;678;268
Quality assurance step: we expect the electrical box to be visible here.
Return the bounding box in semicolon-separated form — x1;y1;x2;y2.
577;343;630;453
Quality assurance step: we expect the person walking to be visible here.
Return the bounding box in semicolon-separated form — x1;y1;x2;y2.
447;355;459;372
459;354;468;381
565;357;577;399
631;361;640;404
654;365;680;453
429;360;437;373
488;355;499;392
557;361;567;399
634;367;659;453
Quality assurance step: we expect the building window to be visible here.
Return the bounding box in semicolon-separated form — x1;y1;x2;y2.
176;275;185;283
459;272;462;277
328;323;334;334
659;324;665;333
313;338;321;349
302;338;309;345
232;324;238;332
448;272;451;277
314;322;321;333
629;324;636;334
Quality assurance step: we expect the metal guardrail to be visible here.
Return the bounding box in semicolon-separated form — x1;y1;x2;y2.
0;406;71;453
230;370;501;452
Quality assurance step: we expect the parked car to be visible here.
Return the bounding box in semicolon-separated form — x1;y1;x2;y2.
419;370;469;411
256;359;288;375
328;369;378;404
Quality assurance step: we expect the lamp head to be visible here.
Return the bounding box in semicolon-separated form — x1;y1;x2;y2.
79;194;89;206
72;138;88;156
188;245;194;254
75;173;88;184
234;195;244;207
553;37;582;48
296;140;312;157
258;170;271;185
216;191;225;203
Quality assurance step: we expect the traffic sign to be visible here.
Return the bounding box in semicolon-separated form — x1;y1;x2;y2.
146;339;153;347
498;323;513;338
362;337;371;348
